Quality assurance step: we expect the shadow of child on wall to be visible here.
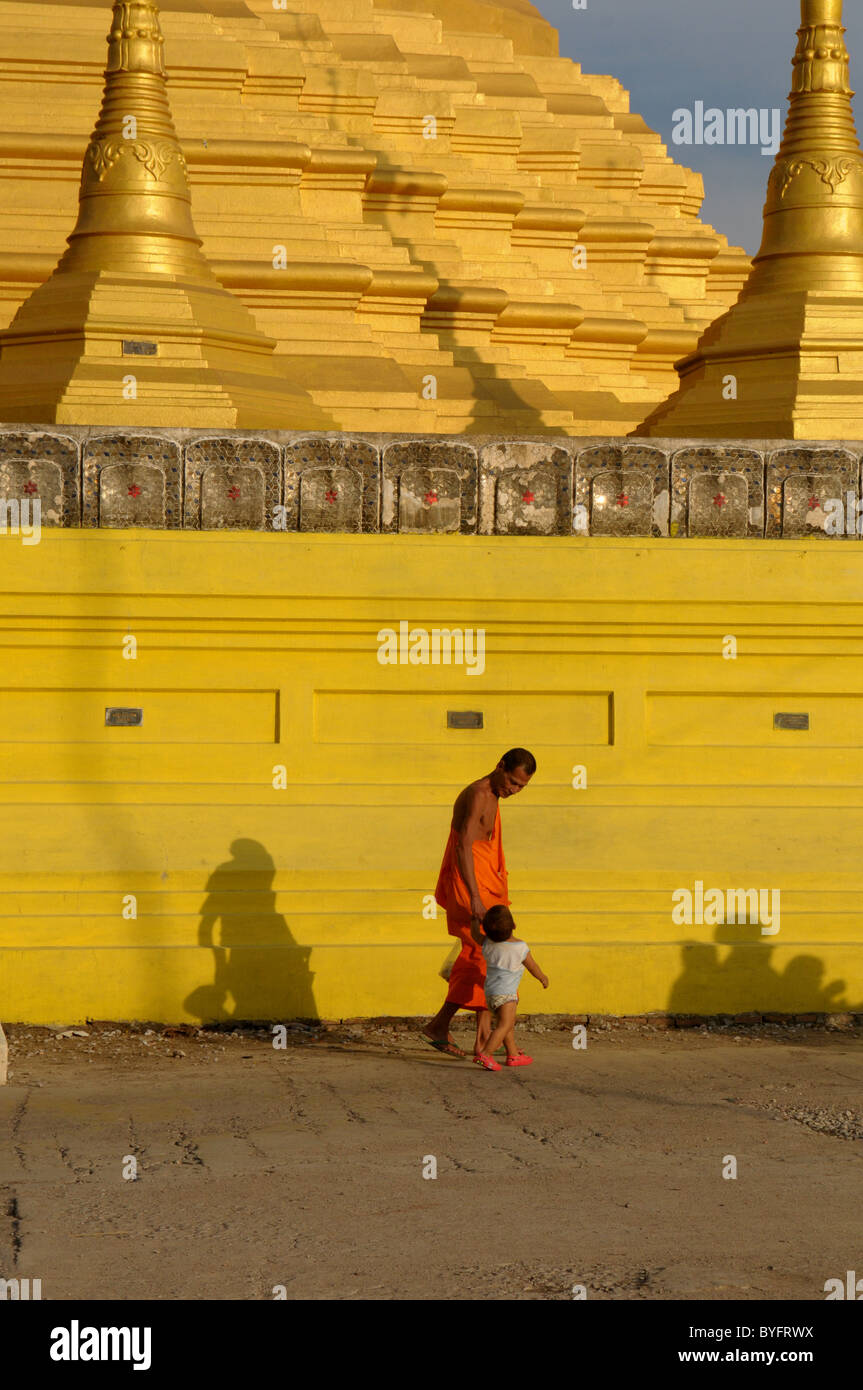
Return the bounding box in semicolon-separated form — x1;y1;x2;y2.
184;838;316;1023
668;921;860;1016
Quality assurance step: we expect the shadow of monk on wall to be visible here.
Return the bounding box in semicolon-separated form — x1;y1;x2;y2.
183;838;317;1024
667;921;862;1017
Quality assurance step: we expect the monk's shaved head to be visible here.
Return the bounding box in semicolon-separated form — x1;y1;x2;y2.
500;748;536;776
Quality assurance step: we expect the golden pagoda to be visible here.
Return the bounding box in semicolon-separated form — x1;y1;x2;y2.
0;0;750;434
641;0;863;439
0;0;332;427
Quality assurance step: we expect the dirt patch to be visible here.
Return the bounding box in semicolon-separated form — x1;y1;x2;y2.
1;1019;861;1300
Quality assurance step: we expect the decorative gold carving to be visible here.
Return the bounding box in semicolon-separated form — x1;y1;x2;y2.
130;140;184;180
85;137;185;183
85;139;121;181
771;154;863;197
106;1;166;76
792;22;851;94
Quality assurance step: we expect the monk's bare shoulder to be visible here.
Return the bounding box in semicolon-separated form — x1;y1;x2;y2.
452;776;495;835
452;781;477;830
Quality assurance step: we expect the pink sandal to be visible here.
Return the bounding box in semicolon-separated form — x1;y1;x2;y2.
473;1053;501;1072
505;1053;533;1067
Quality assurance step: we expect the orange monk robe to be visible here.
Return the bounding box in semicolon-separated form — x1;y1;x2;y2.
434;805;509;1010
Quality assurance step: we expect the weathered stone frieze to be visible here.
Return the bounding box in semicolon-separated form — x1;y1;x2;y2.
4;430;863;538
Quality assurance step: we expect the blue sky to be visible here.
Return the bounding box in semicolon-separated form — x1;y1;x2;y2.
531;0;863;254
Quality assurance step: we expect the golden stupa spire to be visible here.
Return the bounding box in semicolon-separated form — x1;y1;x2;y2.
751;0;863;294
640;0;863;439
65;0;204;277
0;0;331;428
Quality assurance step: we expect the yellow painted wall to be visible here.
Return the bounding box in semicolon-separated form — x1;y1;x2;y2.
1;530;862;1022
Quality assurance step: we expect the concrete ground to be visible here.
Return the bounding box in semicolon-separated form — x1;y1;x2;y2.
0;1017;861;1301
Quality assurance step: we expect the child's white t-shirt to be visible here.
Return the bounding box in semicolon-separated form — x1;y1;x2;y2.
482;937;530;998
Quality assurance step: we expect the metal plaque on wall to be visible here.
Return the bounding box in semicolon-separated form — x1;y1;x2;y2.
105;707;143;727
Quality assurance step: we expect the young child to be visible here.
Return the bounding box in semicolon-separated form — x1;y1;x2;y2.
469;905;548;1071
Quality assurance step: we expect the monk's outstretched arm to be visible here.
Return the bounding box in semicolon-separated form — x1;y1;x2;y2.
456;795;487;920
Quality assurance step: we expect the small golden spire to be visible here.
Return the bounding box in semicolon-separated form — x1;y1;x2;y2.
62;0;206;279
0;0;331;428
749;0;863;294
639;0;863;439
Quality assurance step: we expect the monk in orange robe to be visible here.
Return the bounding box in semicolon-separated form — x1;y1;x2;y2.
423;749;536;1058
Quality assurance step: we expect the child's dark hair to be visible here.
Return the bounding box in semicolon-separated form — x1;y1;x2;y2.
483;905;515;942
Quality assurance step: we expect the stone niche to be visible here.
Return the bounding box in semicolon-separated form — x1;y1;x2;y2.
299;467;363;533
766;448;860;539
671;446;764;538
479;440;572;535
285;437;379;533
84;435;181;528
0;430;79;527
383;441;477;533
576;444;669;536
185;437;280;531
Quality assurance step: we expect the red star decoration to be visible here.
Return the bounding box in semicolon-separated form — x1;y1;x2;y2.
616;492;629;507
424;490;438;505
522;490;535;504
325;489;338;504
128;484;142;498
808;495;820;510
22;480;38;495
227;486;241;501
713;492;727;509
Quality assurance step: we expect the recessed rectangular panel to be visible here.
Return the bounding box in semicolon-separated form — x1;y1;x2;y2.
773;712;810;731
105;707;143;727
316;690;611;744
447;710;483;729
0;690;276;743
647;693;856;746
